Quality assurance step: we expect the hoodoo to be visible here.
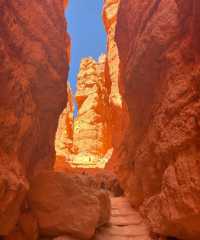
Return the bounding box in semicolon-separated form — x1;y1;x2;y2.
70;55;111;168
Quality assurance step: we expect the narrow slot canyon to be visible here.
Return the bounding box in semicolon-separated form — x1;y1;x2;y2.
0;1;200;240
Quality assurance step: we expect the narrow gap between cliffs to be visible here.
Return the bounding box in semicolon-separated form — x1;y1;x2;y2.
54;0;124;197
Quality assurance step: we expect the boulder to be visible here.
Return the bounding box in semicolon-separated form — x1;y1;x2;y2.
95;190;111;227
28;171;111;239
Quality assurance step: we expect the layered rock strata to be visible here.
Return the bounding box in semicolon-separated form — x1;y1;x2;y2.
115;0;200;239
71;55;112;168
0;0;68;236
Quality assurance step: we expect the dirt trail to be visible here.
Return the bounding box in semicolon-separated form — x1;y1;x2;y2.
94;197;153;240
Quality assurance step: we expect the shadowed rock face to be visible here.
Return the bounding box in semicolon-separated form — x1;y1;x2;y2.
0;0;68;234
115;0;200;238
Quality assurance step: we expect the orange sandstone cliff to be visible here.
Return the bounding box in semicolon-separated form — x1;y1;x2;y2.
71;55;112;168
0;0;68;235
115;0;200;239
103;0;129;171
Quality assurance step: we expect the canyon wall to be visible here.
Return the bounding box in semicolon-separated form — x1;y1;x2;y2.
72;55;112;168
115;0;200;239
103;0;129;171
0;0;68;234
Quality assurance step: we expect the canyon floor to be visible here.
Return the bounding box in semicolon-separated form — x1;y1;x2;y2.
94;197;152;240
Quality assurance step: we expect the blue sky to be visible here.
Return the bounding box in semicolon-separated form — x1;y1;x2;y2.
65;0;106;94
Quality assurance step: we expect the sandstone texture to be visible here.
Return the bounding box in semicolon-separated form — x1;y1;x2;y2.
103;0;129;171
115;0;200;239
55;83;74;171
55;83;74;157
0;0;68;235
71;55;112;168
5;211;39;240
28;171;111;239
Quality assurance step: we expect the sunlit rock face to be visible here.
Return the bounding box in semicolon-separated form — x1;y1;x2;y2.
55;83;74;171
71;55;112;168
116;0;200;239
103;0;129;171
0;0;68;235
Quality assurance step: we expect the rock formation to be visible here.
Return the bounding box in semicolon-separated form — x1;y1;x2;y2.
53;0;127;172
55;83;74;171
103;0;129;171
71;55;112;168
115;0;200;239
0;0;69;236
28;171;111;240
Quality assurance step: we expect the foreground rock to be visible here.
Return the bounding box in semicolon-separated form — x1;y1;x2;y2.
28;171;111;239
115;0;200;239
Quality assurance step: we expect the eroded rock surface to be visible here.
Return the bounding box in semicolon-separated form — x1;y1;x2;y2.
71;56;112;168
55;83;74;157
115;0;200;239
0;0;68;235
5;211;38;240
103;0;129;171
55;83;74;171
